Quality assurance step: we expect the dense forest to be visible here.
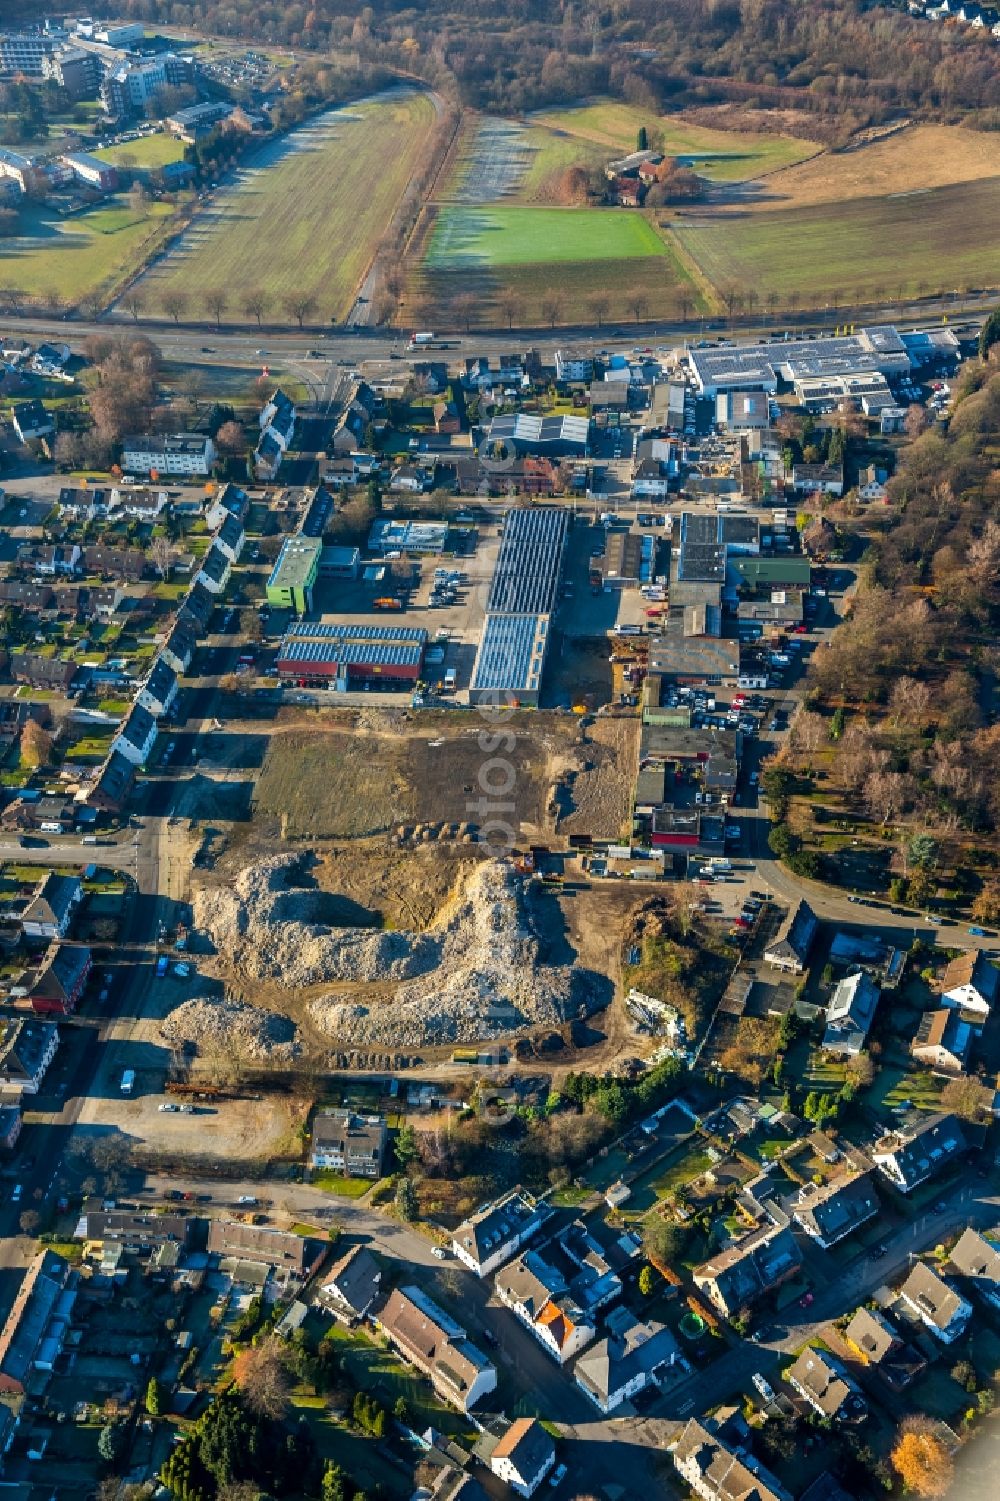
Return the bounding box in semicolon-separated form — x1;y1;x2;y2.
9;0;1000;128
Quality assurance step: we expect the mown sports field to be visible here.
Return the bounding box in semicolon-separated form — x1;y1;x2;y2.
140;89;436;321
94;133;186;171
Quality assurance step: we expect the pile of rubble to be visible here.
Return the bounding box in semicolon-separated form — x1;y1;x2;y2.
192;856;439;987
309;859;590;1046
193;856;591;1046
161;994;300;1060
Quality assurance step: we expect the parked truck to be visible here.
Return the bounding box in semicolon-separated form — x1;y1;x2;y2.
410;331;435;346
120;1069;135;1095
373;597;403;611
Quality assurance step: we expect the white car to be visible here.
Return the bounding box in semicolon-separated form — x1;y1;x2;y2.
159;1103;177;1113
431;1246;448;1260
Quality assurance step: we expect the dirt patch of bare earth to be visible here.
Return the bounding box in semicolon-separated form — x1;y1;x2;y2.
554;717;640;840
251;707;638;847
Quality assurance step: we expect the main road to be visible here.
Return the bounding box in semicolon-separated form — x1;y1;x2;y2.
1;306;985;388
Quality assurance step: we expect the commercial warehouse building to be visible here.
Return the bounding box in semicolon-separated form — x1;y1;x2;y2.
275;621;426;691
688;327;911;397
266;535;322;614
486;507;568;616
470;507;569;708
468;614;550;708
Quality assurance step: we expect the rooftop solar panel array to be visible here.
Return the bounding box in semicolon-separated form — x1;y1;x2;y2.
278;640;425;668
487;506;568;615
284;622;426;644
469;613;548;696
689;325;910;393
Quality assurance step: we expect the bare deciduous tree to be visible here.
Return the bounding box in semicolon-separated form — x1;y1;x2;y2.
149;535;172;580
282;293;317;328
203;289;228;328
453;291;477;331
242;289;269;326
540;292;563;328
232;1337;291;1421
161;289;188;324
497;289;520;329
863;768;908;826
589;292;610;328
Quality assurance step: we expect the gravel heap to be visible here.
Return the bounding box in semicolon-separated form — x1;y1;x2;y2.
161;994;300;1060
192;856;438;987
308;859;586;1046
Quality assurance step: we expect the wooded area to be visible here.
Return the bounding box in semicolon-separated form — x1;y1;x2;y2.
11;0;1000;128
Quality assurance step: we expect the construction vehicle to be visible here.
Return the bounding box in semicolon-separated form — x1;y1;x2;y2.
372;597;403;611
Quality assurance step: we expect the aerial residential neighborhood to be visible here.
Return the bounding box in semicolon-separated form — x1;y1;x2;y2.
0;5;998;1501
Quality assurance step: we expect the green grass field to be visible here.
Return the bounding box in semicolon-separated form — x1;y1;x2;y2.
95;133;185;170
674;177;1000;302
426;204;667;267
0;199;175;303
533;101;819;182
142;90;436;320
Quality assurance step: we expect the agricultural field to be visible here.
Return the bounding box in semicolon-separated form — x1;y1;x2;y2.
674;176;1000;303
0;198;175;304
414;200;699;325
140;88;436;321
425;203;667;267
94;133;186;171
440;114;607;204
531;100;819;181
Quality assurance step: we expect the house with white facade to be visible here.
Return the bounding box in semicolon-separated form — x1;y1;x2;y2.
452;1188;548;1278
871;1112;966;1194
121;434;215;477
377;1286;496;1413
489;1418;556;1498
573;1306;681;1414
898;1262;972;1344
111;704;158;767
940;950;998;1021
136;657;178;720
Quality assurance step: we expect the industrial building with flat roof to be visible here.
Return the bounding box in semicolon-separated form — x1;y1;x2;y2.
487;507;569;616
266;534;322;614
688;327;911;396
369;519;449;554
468;614;549;709
275;621;426;691
471;507;568;708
